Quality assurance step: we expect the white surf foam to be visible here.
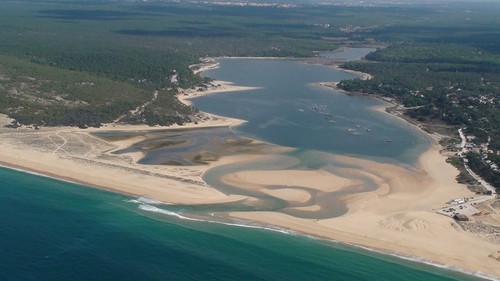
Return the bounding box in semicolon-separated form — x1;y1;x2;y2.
134;202;295;235
137;204;204;222
126;197;167;205
128;199;498;281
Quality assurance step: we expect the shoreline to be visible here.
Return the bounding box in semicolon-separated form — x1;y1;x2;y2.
1;54;499;279
0;155;497;281
315;77;431;135
332;64;373;81
225;146;499;279
191;56;500;278
0;112;255;205
177;79;261;108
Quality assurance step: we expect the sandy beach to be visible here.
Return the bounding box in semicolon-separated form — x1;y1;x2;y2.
227;147;500;278
177;80;261;106
1;62;499;279
2;119;499;280
334;65;373;81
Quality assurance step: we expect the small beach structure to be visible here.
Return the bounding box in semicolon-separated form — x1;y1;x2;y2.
453;214;469;221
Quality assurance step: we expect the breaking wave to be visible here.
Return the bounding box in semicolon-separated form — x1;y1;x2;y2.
125;197;294;236
126;198;497;281
125;196;167;205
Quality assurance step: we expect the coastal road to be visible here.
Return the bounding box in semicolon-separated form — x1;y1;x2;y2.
458;129;497;195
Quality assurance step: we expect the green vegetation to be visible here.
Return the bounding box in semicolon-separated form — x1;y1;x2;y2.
446;156;482;189
0;0;352;127
1;0;499;188
339;45;500;190
467;153;500;190
0;55;147;127
339;44;500;133
336;4;500;190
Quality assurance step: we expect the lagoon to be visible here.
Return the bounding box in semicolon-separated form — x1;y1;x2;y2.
193;56;429;164
0;48;487;281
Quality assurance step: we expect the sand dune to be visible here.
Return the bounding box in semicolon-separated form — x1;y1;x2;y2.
1;105;499;279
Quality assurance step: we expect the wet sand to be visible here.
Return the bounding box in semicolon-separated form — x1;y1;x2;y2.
0;67;499;279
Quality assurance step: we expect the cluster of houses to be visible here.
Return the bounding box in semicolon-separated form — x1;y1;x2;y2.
445;84;498;106
477;142;500;173
478;95;497;105
460;134;499;174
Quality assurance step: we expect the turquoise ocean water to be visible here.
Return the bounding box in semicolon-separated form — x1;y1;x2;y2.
0;49;490;280
0;167;485;280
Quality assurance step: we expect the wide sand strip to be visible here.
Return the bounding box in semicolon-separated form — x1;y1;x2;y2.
177;80;261;106
1;116;499;279
0;63;499;279
0;113;255;205
229;147;500;278
222;169;355;193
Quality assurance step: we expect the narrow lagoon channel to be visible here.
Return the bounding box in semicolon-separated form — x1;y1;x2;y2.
1;48;487;280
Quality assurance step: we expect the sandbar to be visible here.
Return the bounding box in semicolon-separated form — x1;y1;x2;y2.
0;61;499;280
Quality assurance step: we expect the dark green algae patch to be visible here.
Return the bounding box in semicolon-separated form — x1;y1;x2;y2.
93;126;277;166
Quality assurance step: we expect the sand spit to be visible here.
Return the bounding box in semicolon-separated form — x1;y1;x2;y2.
0;113;255;205
1;57;499;279
177;80;261;107
3;112;497;277
334;66;373;81
229;148;500;278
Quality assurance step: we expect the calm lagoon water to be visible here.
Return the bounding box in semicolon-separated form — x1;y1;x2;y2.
188;52;431;217
194;56;429;164
0;49;486;280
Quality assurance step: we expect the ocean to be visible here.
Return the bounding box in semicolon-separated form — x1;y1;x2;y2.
0;48;489;280
0;167;484;280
